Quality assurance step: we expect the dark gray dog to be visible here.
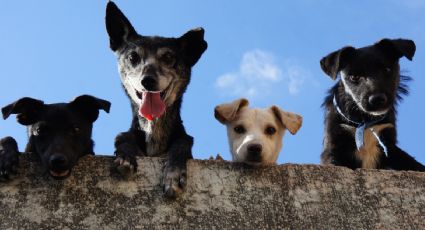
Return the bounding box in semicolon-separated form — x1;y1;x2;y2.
0;95;110;180
0;137;19;181
105;2;207;198
320;38;425;171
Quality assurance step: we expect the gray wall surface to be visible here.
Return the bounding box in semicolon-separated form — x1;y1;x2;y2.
1;155;424;229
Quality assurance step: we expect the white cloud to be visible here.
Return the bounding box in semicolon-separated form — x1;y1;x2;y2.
240;50;281;81
283;64;307;95
215;49;308;99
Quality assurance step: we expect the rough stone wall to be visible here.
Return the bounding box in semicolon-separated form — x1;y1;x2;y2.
0;155;424;229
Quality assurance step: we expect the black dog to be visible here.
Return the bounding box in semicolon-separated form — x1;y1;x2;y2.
105;2;207;198
0;136;19;181
320;38;425;171
0;95;110;179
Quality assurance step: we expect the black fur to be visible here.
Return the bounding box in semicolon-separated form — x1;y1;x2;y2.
320;38;425;171
105;1;207;198
1;95;110;180
0;136;19;181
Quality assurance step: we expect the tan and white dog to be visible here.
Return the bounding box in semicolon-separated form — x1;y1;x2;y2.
215;98;302;165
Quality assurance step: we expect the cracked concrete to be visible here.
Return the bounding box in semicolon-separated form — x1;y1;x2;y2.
1;155;425;229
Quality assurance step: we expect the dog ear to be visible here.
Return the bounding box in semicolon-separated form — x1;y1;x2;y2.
270;106;302;135
105;1;137;51
320;46;356;80
2;97;45;125
375;38;416;61
179;27;208;67
70;95;111;123
214;98;249;124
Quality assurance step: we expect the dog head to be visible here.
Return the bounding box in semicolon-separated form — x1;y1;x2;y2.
215;98;302;165
105;1;207;121
320;39;415;116
2;95;110;179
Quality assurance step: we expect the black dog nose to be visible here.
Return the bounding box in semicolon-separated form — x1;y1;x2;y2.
368;93;388;107
246;144;262;162
141;76;157;91
49;154;68;168
247;144;263;155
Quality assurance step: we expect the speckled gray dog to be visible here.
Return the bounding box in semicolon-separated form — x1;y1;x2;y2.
105;1;207;198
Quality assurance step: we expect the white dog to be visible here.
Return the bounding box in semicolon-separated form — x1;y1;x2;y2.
215;98;302;165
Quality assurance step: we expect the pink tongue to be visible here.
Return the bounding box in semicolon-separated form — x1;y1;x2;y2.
139;92;166;121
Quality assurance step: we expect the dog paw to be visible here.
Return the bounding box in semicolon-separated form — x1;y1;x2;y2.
113;153;138;178
0;137;20;182
162;163;186;199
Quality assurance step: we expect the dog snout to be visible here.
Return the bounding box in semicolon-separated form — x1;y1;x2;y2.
368;93;388;108
246;144;262;162
141;76;157;91
248;144;262;155
49;154;68;169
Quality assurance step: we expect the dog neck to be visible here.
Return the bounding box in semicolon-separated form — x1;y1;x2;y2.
133;99;183;156
333;94;388;156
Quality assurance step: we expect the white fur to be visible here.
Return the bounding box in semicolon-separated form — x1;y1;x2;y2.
118;51;172;100
340;71;389;116
340;71;367;112
225;107;285;164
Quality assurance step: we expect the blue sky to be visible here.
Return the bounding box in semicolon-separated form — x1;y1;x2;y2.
0;0;424;164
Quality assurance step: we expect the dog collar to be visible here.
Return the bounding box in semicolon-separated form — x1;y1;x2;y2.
332;95;388;156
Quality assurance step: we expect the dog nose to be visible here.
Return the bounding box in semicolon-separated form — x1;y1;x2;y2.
247;144;262;155
49;154;68;168
368;93;388;107
246;144;262;162
141;76;157;91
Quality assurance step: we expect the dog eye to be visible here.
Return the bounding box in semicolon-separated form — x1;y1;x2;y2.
161;52;175;66
265;126;276;135
34;127;46;136
71;126;80;134
129;52;140;66
348;75;361;84
234;125;246;134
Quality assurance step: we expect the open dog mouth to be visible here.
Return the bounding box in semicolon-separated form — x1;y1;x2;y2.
136;90;166;121
49;169;71;179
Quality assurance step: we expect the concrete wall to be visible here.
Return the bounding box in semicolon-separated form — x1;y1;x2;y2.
1;155;424;229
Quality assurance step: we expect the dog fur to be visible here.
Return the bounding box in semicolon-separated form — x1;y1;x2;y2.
320;38;425;171
0;136;19;181
1;95;110;179
215;98;302;164
105;1;207;198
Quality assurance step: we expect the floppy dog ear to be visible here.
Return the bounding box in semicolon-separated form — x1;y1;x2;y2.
270;106;302;135
214;98;249;124
320;46;356;80
105;1;137;51
375;38;416;61
70;95;111;123
2;97;45;125
179;27;208;67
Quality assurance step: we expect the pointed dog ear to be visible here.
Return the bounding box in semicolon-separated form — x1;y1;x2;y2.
214;98;249;124
69;95;111;123
2;97;45;125
320;46;356;80
179;27;208;67
375;38;416;61
105;1;138;51
270;106;302;135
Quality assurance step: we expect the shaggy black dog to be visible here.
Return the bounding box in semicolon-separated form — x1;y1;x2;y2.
320;38;425;171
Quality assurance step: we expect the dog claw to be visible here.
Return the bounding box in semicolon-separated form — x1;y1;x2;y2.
162;164;186;199
116;163;132;176
113;156;136;177
179;177;186;189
